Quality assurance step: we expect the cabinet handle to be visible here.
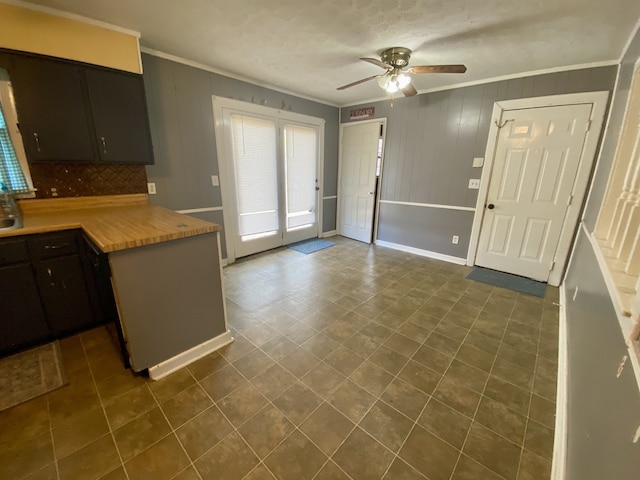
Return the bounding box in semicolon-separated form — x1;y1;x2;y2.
101;136;107;154
44;243;69;250
47;267;55;286
34;132;41;152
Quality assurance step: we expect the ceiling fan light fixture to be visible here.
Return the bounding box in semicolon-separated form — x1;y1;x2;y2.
378;71;410;94
396;73;411;88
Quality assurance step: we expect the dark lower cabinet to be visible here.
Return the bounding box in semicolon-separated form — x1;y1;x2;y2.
34;255;95;336
0;230;117;357
0;262;49;354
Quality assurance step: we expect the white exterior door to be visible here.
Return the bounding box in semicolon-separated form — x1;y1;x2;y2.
475;104;592;281
213;97;325;262
338;121;380;243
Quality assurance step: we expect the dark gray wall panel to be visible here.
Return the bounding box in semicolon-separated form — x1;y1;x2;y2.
376;203;474;259
186;210;226;260
342;65;616;258
323;197;337;232
142;53;339;233
563;229;640;480
584;26;640;229
109;232;226;371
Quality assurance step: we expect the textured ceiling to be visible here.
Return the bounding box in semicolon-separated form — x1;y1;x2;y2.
17;0;640;106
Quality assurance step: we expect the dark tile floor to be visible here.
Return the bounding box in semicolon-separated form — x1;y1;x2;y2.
0;236;559;480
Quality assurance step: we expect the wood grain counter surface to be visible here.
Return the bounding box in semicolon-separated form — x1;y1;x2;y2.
0;194;222;252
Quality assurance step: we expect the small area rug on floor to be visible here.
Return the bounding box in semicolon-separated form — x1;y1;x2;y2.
288;238;336;254
0;341;67;412
466;267;547;297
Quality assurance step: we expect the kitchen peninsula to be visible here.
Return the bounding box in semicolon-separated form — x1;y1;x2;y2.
0;194;230;379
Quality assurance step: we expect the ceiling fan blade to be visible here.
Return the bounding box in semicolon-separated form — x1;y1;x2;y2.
337;74;380;91
401;83;418;97
360;57;392;70
410;64;467;74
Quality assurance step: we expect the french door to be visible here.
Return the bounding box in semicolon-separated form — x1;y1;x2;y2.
213;98;324;261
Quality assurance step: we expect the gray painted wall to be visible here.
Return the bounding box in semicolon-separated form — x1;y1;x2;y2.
563;25;640;479
342;66;617;258
564;230;640;479
141;53;340;245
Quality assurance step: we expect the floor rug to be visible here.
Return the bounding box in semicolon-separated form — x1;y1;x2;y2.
288;238;336;254
466;267;547;297
0;341;67;412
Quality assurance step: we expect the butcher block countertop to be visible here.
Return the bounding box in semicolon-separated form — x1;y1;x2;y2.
0;194;222;253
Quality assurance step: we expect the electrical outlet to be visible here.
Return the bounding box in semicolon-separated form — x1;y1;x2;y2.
452;235;459;244
468;179;481;189
211;175;219;187
147;183;156;195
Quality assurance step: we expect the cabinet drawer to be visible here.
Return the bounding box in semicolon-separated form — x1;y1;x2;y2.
0;238;29;266
29;231;79;260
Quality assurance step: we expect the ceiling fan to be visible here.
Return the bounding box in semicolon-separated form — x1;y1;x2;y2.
337;47;467;97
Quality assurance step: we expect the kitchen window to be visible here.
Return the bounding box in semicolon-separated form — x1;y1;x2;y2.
0;68;34;195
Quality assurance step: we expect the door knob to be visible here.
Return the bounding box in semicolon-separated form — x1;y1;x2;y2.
487;204;495;209
368;191;374;195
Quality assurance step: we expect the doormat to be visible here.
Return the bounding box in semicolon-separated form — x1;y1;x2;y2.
466;267;547;298
288;238;336;254
0;341;67;412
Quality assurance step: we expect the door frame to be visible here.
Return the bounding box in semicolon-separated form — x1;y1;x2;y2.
212;96;325;264
337;118;387;243
467;91;609;286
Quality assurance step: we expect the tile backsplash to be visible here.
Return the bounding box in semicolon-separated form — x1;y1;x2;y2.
29;162;147;198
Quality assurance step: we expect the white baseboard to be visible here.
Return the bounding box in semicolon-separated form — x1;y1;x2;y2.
221;258;229;267
374;239;467;265
552;285;568;480
322;230;338;238
148;330;234;380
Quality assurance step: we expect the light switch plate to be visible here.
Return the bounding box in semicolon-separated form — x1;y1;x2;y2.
147;183;156;195
473;157;484;168
468;179;480;189
211;175;219;187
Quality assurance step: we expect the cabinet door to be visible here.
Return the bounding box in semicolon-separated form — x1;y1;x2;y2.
9;55;95;162
35;255;95;336
85;68;154;165
0;263;50;355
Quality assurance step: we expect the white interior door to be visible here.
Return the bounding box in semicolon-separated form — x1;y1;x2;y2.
475;104;592;281
338;121;381;243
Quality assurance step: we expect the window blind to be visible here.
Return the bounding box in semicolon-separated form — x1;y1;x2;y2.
0;101;28;192
230;115;279;237
284;124;317;230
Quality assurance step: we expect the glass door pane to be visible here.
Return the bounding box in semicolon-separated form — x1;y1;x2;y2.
283;123;318;243
230;114;282;257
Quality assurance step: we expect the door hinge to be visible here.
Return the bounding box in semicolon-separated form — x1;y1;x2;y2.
586;119;592;132
550;261;555;271
567;194;573;206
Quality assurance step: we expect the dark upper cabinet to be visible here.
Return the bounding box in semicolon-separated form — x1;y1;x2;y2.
9;55;95;162
4;49;154;165
85;68;154;165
